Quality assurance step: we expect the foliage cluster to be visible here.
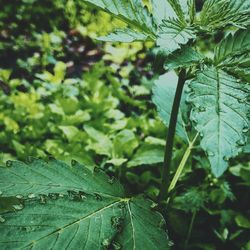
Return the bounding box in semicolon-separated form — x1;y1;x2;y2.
0;0;250;249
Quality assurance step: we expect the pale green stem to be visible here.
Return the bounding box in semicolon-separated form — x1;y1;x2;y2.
168;133;199;194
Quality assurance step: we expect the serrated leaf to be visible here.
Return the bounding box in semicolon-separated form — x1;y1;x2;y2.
214;28;250;81
165;46;203;70
188;66;249;177
199;0;250;30
152;71;188;141
82;0;156;38
214;28;250;65
157;19;195;55
0;160;170;249
151;0;178;26
0;159;124;197
98;28;149;42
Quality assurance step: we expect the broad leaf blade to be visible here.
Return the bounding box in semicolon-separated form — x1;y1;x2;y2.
199;0;250;30
0;195;123;249
152;71;188;141
214;28;250;65
0;159;124;197
188;67;249;177
165;46;203;70
82;0;156;37
0;160;170;249
157;19;195;55
117;197;170;250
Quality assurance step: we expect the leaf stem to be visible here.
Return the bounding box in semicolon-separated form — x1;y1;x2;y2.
158;69;186;202
168;133;198;194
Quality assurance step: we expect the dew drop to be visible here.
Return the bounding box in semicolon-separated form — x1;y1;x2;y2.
200;132;204;138
236;139;246;146
28;193;36;199
39;195;47;204
6;160;12;167
102;238;111;247
94;193;103;201
198;107;206;112
16;195;23;199
207;151;215;157
71;159;77;166
48;193;59;200
0;216;5;223
93;167;101;173
108;176;115;185
112;242;122;250
13;204;24;211
242;126;249;133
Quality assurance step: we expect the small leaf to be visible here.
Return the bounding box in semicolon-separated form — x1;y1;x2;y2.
165;46;203;70
157;19;195;55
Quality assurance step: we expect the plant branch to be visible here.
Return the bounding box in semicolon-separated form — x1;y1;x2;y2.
158;69;186;202
168;133;199;194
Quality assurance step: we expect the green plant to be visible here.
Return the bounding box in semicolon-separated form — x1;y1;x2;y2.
0;0;250;249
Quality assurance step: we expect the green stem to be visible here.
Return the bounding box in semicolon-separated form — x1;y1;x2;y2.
184;210;196;248
158;69;186;202
168;133;198;194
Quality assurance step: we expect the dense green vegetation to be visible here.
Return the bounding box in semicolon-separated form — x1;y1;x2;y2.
0;0;249;249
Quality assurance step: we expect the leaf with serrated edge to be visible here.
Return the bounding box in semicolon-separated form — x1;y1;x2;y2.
157;19;195;55
188;66;249;177
82;0;156;38
0;160;170;249
0;159;124;197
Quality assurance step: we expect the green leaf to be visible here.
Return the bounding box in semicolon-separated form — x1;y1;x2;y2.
157;19;195;55
164;46;203;70
214;28;250;65
152;71;188;141
199;0;250;30
188;66;249;177
214;28;250;81
0;159;124;197
0;160;170;249
127;145;164;168
98;28;149;42
82;0;156;38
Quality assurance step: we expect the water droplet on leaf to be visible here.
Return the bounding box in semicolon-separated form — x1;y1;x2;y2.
13;204;24;211
102;238;111;247
28;193;36;199
207;151;215;157
0;216;5;223
94;193;103;201
6;160;12;167
16;194;23;199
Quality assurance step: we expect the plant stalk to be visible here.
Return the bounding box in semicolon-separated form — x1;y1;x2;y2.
168;133;198;194
158;69;186;202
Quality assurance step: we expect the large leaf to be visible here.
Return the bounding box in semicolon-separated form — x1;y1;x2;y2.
199;0;250;30
157;19;195;55
82;0;156;38
0;159;170;249
152;71;188;141
188;66;249;177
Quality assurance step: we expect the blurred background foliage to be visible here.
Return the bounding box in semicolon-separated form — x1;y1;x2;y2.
0;0;249;249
